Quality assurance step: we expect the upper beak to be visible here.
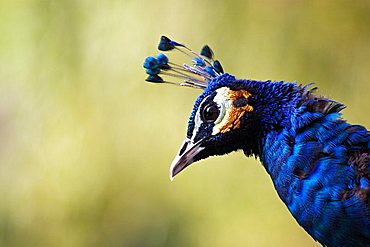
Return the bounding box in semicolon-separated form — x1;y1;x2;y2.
169;138;205;181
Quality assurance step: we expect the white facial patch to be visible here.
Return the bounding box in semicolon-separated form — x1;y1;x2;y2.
191;108;202;142
190;87;231;141
212;87;233;135
190;87;253;141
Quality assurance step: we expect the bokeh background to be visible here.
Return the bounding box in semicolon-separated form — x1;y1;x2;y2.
0;1;369;246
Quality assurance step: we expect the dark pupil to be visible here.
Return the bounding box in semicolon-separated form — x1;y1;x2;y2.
202;103;219;122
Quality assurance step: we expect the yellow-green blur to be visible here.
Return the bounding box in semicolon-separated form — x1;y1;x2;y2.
0;1;369;246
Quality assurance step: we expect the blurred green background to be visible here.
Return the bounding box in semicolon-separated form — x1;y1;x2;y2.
0;0;369;246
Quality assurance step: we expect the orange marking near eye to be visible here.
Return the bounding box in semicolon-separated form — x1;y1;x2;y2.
219;90;253;134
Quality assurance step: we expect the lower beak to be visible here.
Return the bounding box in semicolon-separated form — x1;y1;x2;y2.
169;138;205;181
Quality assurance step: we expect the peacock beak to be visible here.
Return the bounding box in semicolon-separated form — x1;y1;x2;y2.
169;138;205;181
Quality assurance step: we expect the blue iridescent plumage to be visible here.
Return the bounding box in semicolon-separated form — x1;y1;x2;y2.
143;36;370;246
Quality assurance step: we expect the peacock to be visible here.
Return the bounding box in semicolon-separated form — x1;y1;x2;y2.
143;36;370;246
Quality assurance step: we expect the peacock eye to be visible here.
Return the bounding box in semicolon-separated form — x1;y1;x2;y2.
202;102;220;123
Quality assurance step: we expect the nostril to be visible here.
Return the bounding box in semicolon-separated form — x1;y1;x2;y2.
179;141;189;156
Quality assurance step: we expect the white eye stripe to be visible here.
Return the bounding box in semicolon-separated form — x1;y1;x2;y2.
190;87;251;140
190;87;233;141
191;111;201;142
191;96;209;142
191;92;224;141
212;87;234;135
214;103;225;125
212;87;230;126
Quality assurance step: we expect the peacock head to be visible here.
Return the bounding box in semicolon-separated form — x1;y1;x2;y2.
143;36;266;180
